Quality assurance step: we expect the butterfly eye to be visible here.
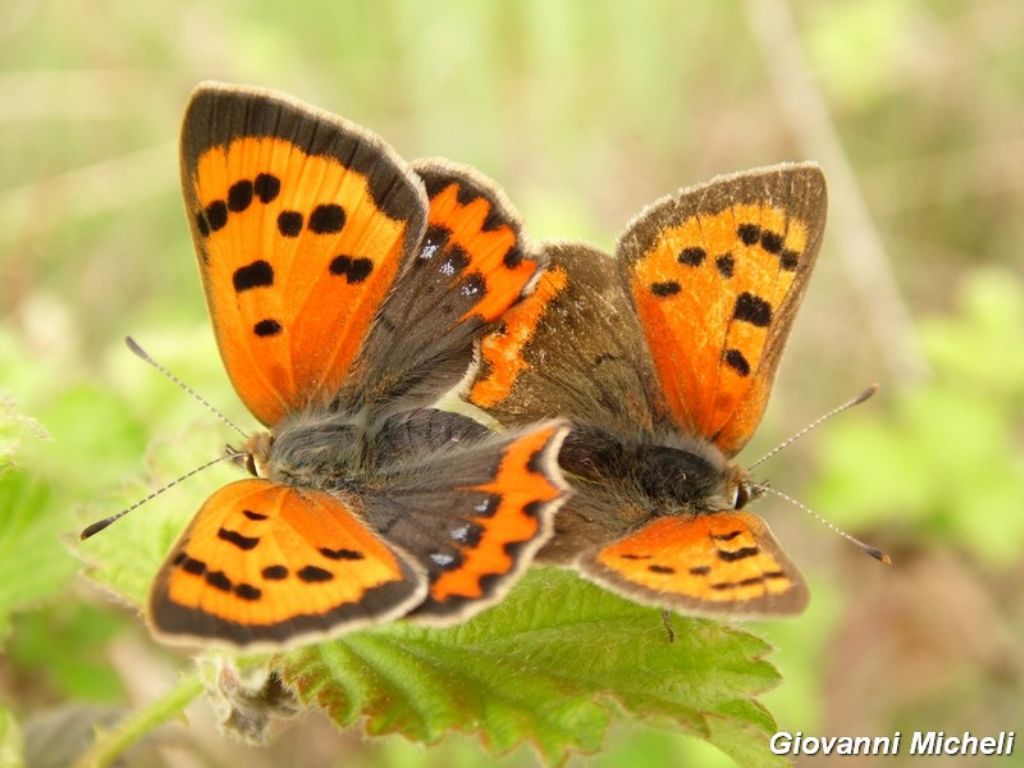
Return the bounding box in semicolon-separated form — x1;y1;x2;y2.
734;484;750;510
244;454;258;477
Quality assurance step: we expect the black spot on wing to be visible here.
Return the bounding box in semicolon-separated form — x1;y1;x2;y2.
648;564;675;574
308;203;346;234
471;494;500;518
329;255;374;283
718;546;760;562
205;200;228;232
227;180;253;212
217;527;260;551
760;230;784;254
724;349;750;376
449;522;483;547
737;223;761;245
733;292;773;327
182;557;206;575
243;510;268;521
234;583;262;601
677;246;706;266
651;281;681;297
319;547;364;561
503;245;524;268
262;565;288;580
429;550;462;571
715;253;734;277
711;530;742;542
254;173;280;203
454;183;475;207
277;210;303;237
522;500;544;518
459;273;485;297
253;319;282;337
781;250;800;271
297;565;333;583
233;260;274;292
440;245;469;276
206;570;232;592
689;565;711;575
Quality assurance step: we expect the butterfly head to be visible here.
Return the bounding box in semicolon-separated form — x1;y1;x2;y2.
233;432;274;478
722;462;765;511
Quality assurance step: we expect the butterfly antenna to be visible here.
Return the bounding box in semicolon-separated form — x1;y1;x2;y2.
762;485;891;565
125;335;247;439
80;452;238;540
747;383;878;470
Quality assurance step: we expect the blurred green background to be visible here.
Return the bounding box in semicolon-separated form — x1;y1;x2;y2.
2;1;1022;766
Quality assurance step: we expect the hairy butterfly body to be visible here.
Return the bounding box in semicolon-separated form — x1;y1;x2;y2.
467;164;826;617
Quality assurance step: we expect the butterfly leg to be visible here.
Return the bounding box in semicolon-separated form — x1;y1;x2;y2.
661;609;676;643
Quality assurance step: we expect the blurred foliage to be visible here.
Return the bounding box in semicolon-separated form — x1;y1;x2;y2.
816;269;1024;564
2;0;1022;766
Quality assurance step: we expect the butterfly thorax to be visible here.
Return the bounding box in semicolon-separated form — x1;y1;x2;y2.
538;424;757;564
241;412;367;491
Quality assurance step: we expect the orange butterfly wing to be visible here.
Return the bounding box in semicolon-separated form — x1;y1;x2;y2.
180;82;428;426
149;479;426;649
618;164;827;456
412;421;569;621
416;160;539;323
580;512;807;617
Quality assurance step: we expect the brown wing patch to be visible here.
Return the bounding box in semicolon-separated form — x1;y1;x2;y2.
582;512;807;617
619;164;826;455
469;265;569;409
181;83;427;426
148;479;426;650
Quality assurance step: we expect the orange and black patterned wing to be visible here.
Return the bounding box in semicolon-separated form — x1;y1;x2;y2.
466;242;664;434
181;82;428;426
618;164;827;456
578;512;808;617
362;417;571;623
340;160;543;413
148;479;426;650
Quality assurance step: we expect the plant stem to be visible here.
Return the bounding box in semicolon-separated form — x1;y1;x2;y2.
72;673;204;768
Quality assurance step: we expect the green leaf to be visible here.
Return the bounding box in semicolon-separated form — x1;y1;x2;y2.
0;469;77;642
281;568;786;767
0;395;48;469
0;706;24;768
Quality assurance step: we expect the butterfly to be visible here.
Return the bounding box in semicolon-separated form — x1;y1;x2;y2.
132;82;570;650
465;164;827;617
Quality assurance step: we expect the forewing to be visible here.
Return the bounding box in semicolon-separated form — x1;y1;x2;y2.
148;479;426;650
181;82;428;426
362;420;571;623
618;164;827;456
342;160;542;412
466;242;663;434
579;512;808;617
